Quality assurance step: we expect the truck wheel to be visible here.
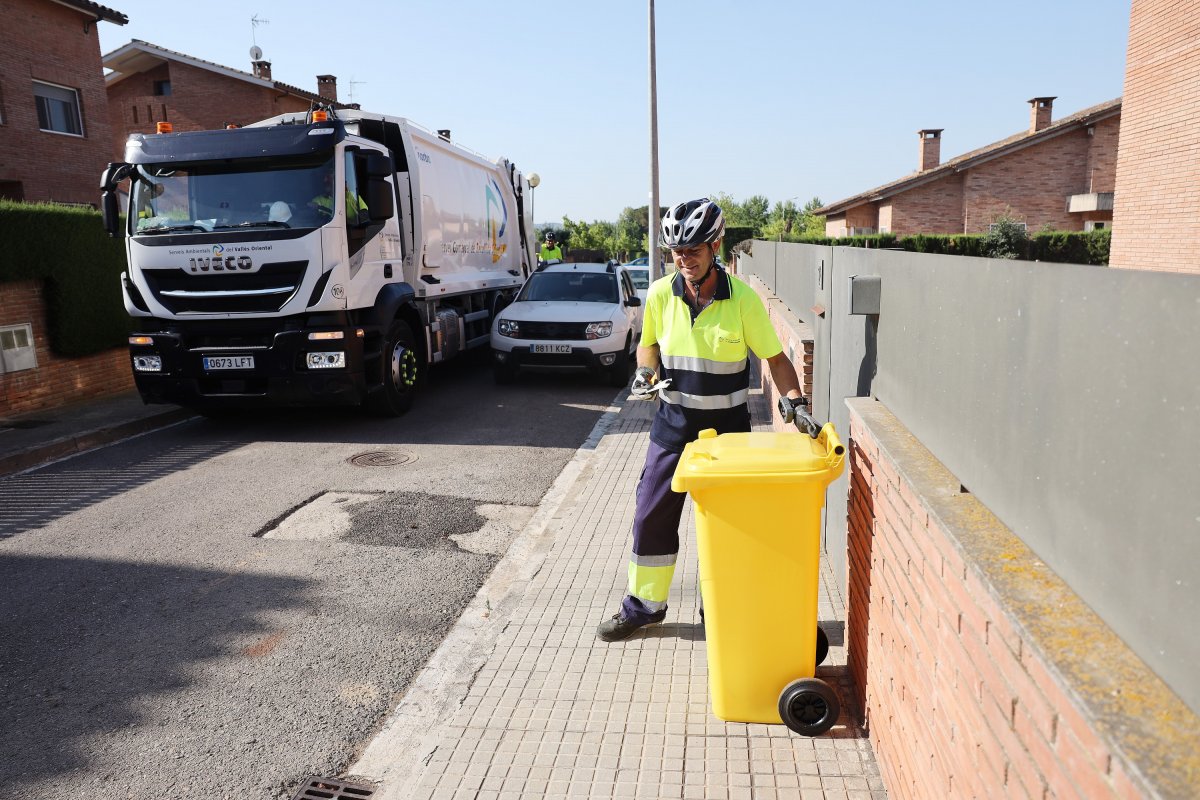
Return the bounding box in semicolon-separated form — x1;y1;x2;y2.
368;319;419;416
607;336;632;387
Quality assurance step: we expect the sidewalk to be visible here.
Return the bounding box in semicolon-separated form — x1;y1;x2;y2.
0;391;193;477
352;390;886;800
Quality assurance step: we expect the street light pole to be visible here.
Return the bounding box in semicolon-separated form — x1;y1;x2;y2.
648;0;661;281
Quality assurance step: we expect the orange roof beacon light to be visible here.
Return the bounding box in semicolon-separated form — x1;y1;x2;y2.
312;110;329;122
156;122;173;134
226;124;239;129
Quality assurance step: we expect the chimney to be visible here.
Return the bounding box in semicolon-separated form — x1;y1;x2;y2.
252;60;272;80
317;75;338;103
1028;96;1056;133
918;129;943;171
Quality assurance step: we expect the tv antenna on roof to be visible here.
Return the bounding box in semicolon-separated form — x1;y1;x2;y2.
251;14;269;47
348;77;367;103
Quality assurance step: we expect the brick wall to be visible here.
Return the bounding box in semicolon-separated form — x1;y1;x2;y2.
963;131;1091;232
0;280;133;417
845;398;1196;800
1110;0;1200;272
889;173;965;235
0;0;117;206
1085;116;1120;194
107;59;316;160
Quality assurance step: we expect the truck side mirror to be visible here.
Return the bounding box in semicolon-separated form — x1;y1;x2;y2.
626;296;642;307
102;191;121;237
366;153;393;178
365;177;394;223
99;162;132;238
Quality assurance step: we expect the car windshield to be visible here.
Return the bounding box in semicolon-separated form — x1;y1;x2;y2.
627;270;650;289
129;153;334;235
518;272;618;303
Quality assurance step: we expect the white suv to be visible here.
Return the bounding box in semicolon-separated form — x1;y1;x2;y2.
491;262;642;386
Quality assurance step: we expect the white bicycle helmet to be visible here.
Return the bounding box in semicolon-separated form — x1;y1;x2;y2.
660;198;725;249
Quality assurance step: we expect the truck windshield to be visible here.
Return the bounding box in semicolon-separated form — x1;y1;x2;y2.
130;154;335;235
517;272;618;303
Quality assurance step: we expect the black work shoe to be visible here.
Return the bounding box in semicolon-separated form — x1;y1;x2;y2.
596;608;667;642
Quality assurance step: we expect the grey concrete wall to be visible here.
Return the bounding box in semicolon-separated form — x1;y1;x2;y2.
741;241;1200;716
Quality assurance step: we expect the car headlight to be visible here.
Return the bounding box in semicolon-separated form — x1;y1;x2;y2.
585;321;613;340
497;318;521;338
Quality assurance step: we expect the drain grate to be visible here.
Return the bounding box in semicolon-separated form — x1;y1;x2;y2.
289;775;375;799
347;450;414;467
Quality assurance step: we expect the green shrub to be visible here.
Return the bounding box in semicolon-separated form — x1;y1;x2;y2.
788;227;1108;265
0;201;130;356
721;225;755;263
982;217;1029;259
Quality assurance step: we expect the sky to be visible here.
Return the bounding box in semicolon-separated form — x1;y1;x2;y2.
98;0;1132;225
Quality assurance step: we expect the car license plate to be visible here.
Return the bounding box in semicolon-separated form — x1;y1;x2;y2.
203;355;255;371
530;344;572;354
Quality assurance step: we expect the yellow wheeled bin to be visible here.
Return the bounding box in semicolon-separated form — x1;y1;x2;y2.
671;422;845;736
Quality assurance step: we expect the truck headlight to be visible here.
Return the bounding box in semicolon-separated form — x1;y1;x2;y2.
585;322;613;340
497;318;521;338
132;355;162;372
306;351;345;369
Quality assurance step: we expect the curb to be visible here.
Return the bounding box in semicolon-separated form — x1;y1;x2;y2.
0;408;196;478
347;392;629;797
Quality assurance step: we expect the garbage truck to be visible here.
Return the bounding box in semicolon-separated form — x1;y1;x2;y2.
100;108;535;415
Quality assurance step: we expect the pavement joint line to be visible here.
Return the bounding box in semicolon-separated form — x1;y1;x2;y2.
347;390;629;792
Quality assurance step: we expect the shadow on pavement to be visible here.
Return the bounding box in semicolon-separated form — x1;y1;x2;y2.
0;438;243;541
0;553;312;791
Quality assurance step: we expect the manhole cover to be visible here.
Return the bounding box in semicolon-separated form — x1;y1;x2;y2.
347;450;415;467
290;776;375;799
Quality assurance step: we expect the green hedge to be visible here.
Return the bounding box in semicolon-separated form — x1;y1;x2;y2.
721;226;755;263
791;229;1110;265
0;201;130;356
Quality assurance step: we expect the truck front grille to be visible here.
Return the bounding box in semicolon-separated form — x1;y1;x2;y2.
520;321;590;340
143;260;308;314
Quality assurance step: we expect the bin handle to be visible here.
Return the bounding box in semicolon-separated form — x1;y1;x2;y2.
819;423;846;468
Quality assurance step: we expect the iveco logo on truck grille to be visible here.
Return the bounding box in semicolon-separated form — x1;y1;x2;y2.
188;256;254;272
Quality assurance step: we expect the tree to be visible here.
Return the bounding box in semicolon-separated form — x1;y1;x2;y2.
982;214;1029;259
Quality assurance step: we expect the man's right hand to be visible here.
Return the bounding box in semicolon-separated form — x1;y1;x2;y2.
630;366;658;400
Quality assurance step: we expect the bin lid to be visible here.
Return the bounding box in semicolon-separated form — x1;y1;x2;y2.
675;429;840;479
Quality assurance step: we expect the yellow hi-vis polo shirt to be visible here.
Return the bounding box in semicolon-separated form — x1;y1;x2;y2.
640;266;783;452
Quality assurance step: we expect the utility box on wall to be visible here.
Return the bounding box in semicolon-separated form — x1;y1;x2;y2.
0;323;37;373
847;275;881;315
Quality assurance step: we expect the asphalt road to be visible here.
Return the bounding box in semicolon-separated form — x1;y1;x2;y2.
0;350;619;799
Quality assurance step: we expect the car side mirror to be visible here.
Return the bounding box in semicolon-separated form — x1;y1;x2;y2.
626;296;641;307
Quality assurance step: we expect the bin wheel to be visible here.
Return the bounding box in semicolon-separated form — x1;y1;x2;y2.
778;678;840;736
815;625;829;666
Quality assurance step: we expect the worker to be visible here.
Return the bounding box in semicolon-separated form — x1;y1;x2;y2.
539;232;564;264
597;198;808;641
310;168;367;221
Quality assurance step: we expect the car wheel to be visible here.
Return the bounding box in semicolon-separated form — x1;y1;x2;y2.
366;318;419;416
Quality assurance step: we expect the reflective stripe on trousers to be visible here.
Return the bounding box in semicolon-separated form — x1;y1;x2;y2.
621;440;687;622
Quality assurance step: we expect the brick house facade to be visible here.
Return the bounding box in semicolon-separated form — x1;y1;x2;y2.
0;0;127;205
820;98;1121;237
1110;0;1200;273
103;39;352;163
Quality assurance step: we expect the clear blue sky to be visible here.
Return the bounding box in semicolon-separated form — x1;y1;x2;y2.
99;0;1131;225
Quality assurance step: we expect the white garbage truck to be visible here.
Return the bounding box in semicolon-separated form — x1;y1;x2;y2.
100;108;535;414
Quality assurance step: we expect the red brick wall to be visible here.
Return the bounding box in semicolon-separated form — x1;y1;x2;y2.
1086;116;1120;194
963;131;1091;232
846;403;1148;800
107;59;316;160
0;0;118;206
889;173;965;235
1110;0;1200;273
0;280;133;416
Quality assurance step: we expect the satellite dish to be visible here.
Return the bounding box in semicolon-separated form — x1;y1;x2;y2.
249;45;263;61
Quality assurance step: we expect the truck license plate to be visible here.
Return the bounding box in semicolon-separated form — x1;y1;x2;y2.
203;355;255;371
531;344;572;354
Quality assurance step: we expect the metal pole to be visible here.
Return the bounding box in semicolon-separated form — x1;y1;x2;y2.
648;0;661;281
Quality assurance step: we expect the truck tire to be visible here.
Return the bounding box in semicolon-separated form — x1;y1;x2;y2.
367;319;420;416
